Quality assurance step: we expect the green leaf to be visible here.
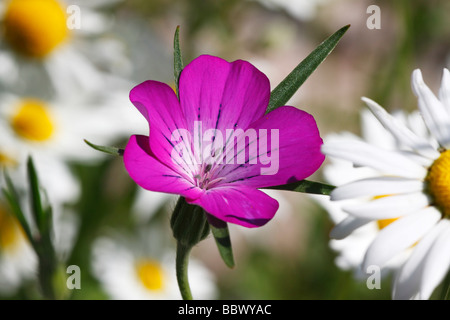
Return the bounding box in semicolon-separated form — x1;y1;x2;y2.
206;214;235;268
265;179;335;196
27;156;47;234
84;139;124;156
173;25;184;97
266;24;350;113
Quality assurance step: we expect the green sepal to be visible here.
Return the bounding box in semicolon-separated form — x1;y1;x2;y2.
170;197;210;248
266;24;350;113
206;214;235;268
84;139;124;156
265;179;335;196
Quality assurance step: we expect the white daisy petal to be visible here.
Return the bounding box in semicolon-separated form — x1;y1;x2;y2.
330;177;425;201
321;139;427;179
438;68;450;110
398;151;434;167
329;216;372;240
419;221;450;300
342;192;431;220
362;97;440;160
411;69;450;147
362;207;441;270
393;220;449;300
360;109;396;149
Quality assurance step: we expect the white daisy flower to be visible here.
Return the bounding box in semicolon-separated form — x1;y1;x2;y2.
0;91;142;165
313;110;417;279
250;0;331;21
0;0;129;98
321;68;450;300
91;229;218;300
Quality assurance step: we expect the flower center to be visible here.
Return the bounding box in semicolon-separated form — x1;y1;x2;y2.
11;99;55;142
0;205;21;250
135;260;164;291
426;149;450;218
3;0;69;58
193;162;225;190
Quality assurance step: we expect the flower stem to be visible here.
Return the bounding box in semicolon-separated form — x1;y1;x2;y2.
176;242;193;300
440;268;450;300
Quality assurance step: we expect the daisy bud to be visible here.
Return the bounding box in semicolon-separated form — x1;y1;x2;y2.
170;197;209;248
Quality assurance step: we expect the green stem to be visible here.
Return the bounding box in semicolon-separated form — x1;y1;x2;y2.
440;268;450;300
176;242;193;300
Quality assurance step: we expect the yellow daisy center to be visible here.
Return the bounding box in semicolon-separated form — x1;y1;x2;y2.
426;149;450;218
136;260;165;291
11;99;55;142
0;205;21;250
3;0;69;58
0;151;17;168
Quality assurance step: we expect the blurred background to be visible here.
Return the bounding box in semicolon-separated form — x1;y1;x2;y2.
1;0;450;300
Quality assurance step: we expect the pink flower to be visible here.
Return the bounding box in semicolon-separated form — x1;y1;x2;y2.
124;55;324;228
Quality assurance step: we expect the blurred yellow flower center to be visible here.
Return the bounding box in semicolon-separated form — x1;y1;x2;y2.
377;218;398;230
0;152;17;168
427;149;450;218
3;0;68;58
11;99;55;141
136;260;164;291
0;205;21;250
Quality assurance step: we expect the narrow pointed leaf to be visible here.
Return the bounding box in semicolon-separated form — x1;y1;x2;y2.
265;179;335;196
173;25;183;97
206;214;235;268
2;170;35;247
84;139;124;156
27;156;47;233
266;24;350;113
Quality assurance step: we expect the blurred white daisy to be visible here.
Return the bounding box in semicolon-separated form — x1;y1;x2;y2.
132;187;177;225
0;0;129;98
0;201;37;296
251;0;331;21
0;91;142;165
321;68;450;300
91;228;218;300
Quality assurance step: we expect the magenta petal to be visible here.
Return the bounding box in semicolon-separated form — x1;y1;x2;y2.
220;106;325;188
129;80;195;176
188;186;279;228
124;135;203;200
179;55;270;135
